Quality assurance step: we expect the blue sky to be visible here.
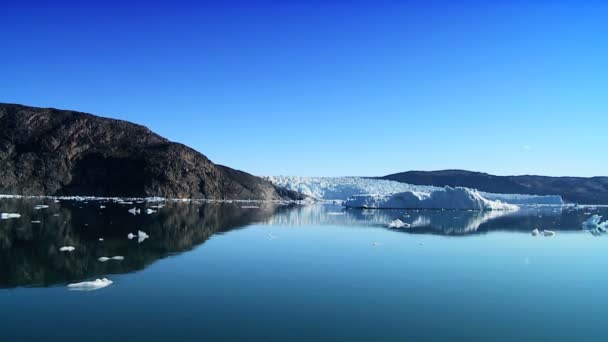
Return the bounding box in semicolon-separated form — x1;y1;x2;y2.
1;0;606;177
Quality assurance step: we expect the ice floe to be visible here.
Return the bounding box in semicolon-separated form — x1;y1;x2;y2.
146;208;156;214
128;230;149;243
67;278;113;291
34;204;49;210
531;228;540;236
98;256;124;262
1;213;21;219
128;207;141;215
542;230;555;237
59;246;76;252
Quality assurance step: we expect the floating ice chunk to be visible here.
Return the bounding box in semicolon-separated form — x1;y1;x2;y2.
128;207;141;215
100;205;106;209
326;212;344;216
137;230;149;243
111;256;124;260
98;257;110;262
98;238;104;241
127;233;136;240
34;204;49;210
542;230;555;237
241;205;259;209
59;246;76;252
31;220;41;224
531;228;540;236
146;208;156;214
67;278;113;291
387;219;411;229
1;213;21;219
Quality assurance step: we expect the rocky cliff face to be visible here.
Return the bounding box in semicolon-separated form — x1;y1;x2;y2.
0;103;302;200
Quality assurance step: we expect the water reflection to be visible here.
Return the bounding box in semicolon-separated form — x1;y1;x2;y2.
0;198;604;289
0;198;287;288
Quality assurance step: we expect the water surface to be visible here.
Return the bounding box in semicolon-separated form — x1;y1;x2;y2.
1;198;607;341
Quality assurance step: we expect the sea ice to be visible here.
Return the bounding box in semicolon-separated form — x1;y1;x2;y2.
1;213;21;219
98;257;110;262
542;230;555;237
67;278;113;291
34;204;49;210
59;246;76;252
531;228;540;236
146;208;156;214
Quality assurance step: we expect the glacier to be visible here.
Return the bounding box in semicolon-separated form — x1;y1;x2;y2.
343;187;519;210
266;176;564;209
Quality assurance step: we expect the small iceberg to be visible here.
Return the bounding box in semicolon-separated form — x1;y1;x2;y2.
127;233;136;240
387;219;411;229
31;220;41;224
1;213;21;219
128;230;149;243
128;207;141;215
98;256;124;262
582;215;608;234
59;246;76;252
146;208;156;214
531;228;540;236
98;238;104;241
67;278;113;291
100;205;106;209
34;204;49;210
542;230;555;237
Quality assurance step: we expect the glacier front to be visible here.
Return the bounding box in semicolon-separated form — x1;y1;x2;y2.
343;187;519;210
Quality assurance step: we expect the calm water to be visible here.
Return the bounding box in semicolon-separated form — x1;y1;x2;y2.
1;198;607;341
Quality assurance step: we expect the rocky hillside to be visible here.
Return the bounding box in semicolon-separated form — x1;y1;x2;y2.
0;103;302;200
380;170;608;204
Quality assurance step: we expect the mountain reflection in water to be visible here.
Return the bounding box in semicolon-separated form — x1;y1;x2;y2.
0;198;602;289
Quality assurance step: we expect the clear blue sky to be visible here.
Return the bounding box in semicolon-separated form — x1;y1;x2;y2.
1;0;606;177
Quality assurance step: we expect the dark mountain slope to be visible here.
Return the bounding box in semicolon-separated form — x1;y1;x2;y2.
0;103;301;200
380;170;608;204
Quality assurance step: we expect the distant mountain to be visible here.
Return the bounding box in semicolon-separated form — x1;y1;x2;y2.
0;103;302;200
379;170;608;204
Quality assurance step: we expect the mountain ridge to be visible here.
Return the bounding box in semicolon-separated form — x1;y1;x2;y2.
0;103;302;200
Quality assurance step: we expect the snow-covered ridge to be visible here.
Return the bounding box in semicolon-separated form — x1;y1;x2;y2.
266;176;564;208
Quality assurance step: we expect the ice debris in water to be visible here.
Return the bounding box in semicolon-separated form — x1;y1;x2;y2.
31;220;41;224
128;230;149;243
146;208;156;214
67;278;113;291
98;238;104;241
100;205;106;209
59;246;76;252
542;230;555;237
34;204;49;210
98;256;124;262
128;207;141;215
1;213;21;219
387;219;411;229
582;215;608;235
531;228;540;236
531;229;554;237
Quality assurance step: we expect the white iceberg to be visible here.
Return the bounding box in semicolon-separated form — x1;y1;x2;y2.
138;230;149;243
146;208;156;214
531;228;540;236
127;232;136;240
128;207;141;215
59;246;76;252
98;257;110;262
387;219;411;229
98;256;124;262
344;187;519;211
31;220;41;224
67;278;113;291
34;204;49;210
542;230;555;237
1;213;21;219
111;256;124;260
582;215;608;234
